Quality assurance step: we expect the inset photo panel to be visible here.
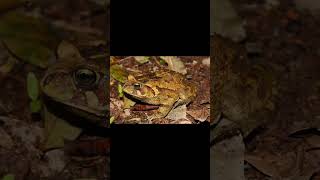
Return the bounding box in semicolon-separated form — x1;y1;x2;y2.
0;0;110;179
110;56;210;124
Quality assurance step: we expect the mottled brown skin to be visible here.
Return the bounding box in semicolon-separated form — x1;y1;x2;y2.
123;69;197;120
40;41;108;126
212;35;275;136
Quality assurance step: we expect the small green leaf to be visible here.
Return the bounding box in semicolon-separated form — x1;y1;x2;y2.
2;174;14;180
110;64;128;83
30;99;42;113
159;59;167;65
110;116;115;124
123;96;136;109
118;84;124;98
27;72;39;101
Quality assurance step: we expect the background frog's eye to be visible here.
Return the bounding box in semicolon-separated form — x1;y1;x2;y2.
133;83;141;90
73;68;98;89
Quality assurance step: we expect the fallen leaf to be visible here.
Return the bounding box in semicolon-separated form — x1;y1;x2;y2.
159;56;187;75
57;40;84;62
211;0;246;42
0;56;17;75
110;116;115;124
110;64;128;83
43;149;66;174
0;12;58;68
1;174;15;180
165;105;187;120
27;72;39;101
123;96;136;109
42;106;82;151
245;133;320;179
211;133;245;180
159;59;167;65
3;38;55;68
117;84;124;97
202;57;210;66
187;108;210;122
211;118;240;143
133;56;150;64
30;99;42;113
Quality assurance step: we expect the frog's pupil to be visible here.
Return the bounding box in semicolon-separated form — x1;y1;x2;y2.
134;83;141;90
74;69;97;88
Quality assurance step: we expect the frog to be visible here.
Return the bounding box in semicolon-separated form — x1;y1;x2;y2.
212;35;276;138
122;69;197;121
40;41;108;127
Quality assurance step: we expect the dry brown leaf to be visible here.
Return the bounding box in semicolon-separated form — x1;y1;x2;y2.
187;108;210;122
211;133;245;180
202;57;210;66
166;105;187;120
160;56;187;75
245;137;320;179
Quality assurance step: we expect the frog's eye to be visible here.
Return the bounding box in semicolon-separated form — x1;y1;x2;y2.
73;68;99;89
133;83;142;90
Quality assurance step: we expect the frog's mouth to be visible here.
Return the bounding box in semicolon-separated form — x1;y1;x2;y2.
63;101;108;117
44;95;109;128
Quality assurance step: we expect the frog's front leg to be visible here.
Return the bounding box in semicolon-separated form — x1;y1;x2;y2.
147;104;173;121
147;95;178;121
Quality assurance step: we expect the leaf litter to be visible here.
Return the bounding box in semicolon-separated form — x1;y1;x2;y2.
211;0;320;179
0;0;110;179
110;56;210;124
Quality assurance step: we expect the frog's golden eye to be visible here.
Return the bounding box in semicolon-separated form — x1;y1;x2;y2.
133;83;142;90
73;68;99;89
